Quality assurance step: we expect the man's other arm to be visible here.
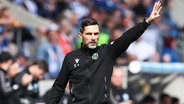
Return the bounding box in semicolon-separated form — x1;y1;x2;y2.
49;55;70;104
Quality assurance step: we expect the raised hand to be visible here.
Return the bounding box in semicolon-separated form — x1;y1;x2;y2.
146;1;162;24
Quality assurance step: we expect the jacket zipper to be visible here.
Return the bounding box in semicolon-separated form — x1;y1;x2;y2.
87;66;92;104
70;83;75;102
86;55;92;104
104;76;107;98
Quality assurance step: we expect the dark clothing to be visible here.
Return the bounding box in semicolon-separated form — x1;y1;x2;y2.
12;68;40;103
43;89;70;104
49;20;150;104
0;68;15;104
110;85;133;104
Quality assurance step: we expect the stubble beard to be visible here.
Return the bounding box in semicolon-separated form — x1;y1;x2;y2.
87;43;97;49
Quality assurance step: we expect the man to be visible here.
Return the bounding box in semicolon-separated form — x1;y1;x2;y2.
12;60;48;104
171;97;179;104
37;24;64;79
110;66;133;104
0;52;15;104
49;1;162;104
141;95;156;104
159;93;171;104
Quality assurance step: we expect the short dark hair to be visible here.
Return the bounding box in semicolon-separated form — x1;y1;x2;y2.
0;51;12;63
32;60;48;72
159;93;170;101
141;95;156;104
172;97;179;104
80;18;99;33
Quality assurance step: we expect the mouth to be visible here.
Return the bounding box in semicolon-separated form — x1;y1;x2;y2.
89;42;97;44
89;42;97;46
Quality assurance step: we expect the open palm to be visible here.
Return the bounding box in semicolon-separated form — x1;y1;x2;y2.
146;1;162;24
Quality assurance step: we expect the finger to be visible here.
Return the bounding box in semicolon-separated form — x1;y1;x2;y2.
155;1;159;11
152;2;156;11
156;1;162;12
157;1;162;11
157;6;162;14
157;1;161;8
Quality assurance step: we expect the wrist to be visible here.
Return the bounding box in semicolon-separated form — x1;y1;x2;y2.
145;17;153;24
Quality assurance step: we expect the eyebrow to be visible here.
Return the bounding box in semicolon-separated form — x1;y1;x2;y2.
86;32;100;35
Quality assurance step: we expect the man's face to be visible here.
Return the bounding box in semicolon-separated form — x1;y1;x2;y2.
32;65;45;80
79;25;100;49
111;68;124;88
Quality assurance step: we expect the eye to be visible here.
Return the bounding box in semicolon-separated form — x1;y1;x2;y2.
86;33;92;35
94;33;99;35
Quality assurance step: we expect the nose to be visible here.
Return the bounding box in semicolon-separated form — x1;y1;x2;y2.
91;34;96;40
91;35;95;40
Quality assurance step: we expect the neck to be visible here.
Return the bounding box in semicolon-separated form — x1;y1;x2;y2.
81;43;97;50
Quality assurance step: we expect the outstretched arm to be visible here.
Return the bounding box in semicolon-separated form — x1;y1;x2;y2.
107;1;162;60
146;1;162;24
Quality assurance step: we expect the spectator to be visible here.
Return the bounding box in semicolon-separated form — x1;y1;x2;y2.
133;0;152;17
109;26;123;43
58;18;73;55
35;25;47;45
7;60;20;79
33;25;47;60
110;66;133;104
0;7;22;54
22;0;38;15
37;24;64;79
43;0;58;20
69;0;89;19
171;97;179;104
0;7;22;28
126;37;159;62
14;51;30;72
159;93;172;104
141;95;156;104
11;60;48;104
0;51;19;104
0;30;9;53
34;0;49;18
161;36;179;62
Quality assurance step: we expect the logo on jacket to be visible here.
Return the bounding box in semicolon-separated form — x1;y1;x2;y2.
92;53;98;60
74;58;80;68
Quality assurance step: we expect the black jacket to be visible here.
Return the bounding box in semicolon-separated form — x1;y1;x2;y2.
110;84;133;104
49;20;150;104
12;68;39;98
0;68;15;104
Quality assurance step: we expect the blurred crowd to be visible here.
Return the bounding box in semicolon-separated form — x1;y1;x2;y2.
0;0;183;104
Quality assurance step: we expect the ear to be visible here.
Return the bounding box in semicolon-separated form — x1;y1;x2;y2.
79;32;82;39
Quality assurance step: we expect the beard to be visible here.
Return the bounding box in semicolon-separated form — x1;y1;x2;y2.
88;45;97;49
87;42;97;49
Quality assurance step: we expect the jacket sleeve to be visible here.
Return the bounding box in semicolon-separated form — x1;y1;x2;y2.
49;55;70;104
0;71;12;95
107;20;150;60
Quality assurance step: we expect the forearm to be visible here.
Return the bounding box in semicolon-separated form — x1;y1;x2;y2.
122;20;150;43
108;20;150;59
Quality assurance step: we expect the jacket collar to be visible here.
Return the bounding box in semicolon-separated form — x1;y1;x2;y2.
80;43;99;54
